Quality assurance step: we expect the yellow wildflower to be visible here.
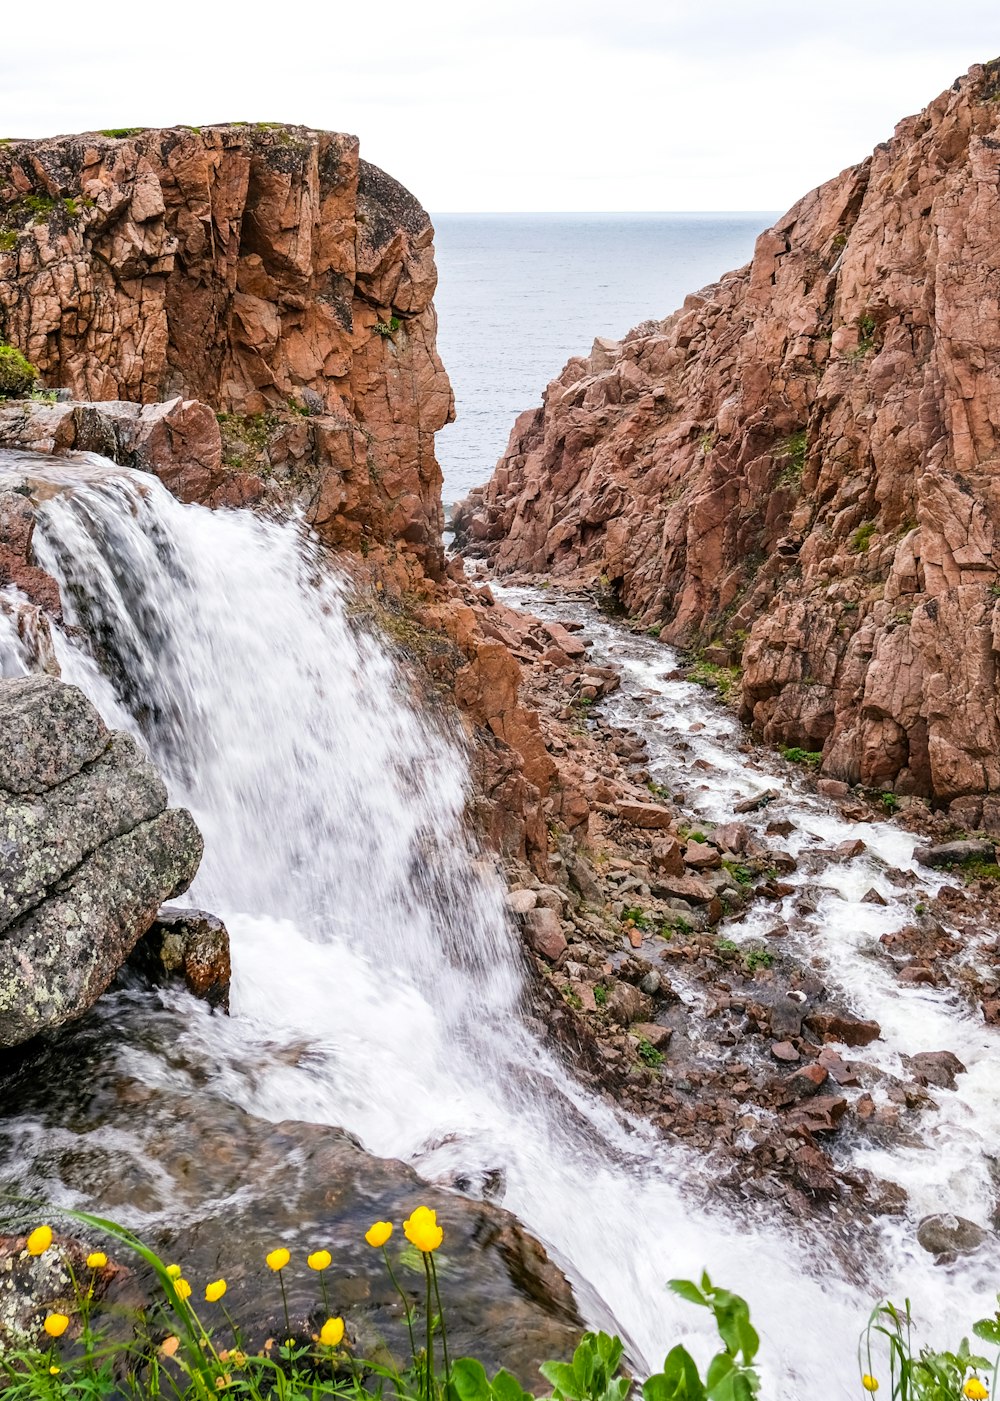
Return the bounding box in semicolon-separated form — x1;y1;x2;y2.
43;1314;69;1339
320;1317;345;1347
862;1378;879;1394
86;1252;108;1270
166;1264;182;1280
403;1206;443;1253
964;1381;989;1400
365;1222;393;1248
215;1375;232;1389
205;1279;227;1303
174;1279;193;1301
266;1248;290;1272
307;1250;332;1271
27;1226;53;1257
49;1367;60;1376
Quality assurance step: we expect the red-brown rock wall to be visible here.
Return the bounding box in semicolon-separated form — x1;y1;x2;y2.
457;61;1000;809
0;125;452;575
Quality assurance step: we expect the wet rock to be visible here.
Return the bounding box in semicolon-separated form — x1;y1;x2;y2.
0;676;203;1049
0;1048;582;1381
522;908;567;962
132;906;232;1010
862;887;889;906
906;1050;966;1090
638;971;661;996
917;1213;991;1258
803;1009;881;1048
781;1063;829;1100
817;1047;860;1087
771;1041;800;1062
769;997;806;1039
915;840;996;869
733;789;780;814
832;839;867;861
506;888;538;914
785;1095;848;1134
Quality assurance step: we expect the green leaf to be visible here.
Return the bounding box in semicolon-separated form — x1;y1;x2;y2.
669;1279;709;1309
450;1359;492;1401
492;1369;535;1401
644;1347;707;1401
539;1361;581;1400
974;1320;1000;1346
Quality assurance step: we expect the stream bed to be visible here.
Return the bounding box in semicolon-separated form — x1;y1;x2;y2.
1;453;998;1395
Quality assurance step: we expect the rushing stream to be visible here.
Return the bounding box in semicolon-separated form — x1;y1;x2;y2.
1;450;998;1396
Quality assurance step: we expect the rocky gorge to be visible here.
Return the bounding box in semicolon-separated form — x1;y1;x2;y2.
456;60;1000;820
0;88;999;1388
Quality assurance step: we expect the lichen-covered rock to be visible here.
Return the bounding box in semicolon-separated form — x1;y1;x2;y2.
132;904;231;1010
0;675;203;1048
458;60;1000;809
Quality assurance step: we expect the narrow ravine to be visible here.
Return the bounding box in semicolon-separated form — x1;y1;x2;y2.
1;452;997;1397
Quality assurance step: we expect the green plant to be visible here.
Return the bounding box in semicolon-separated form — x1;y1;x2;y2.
659;916;692;938
0;344;37;398
698;431;715;456
714;938;739;958
644;1275;760;1401
687;661;741;702
850;521;878;553
636;1038;665;1068
688;831;707;843
721;860;753;888
779;746;823;768
880;792;901;814
99;128;145;138
856;314;877;352
374;316;401;337
860;1296;998;1401
774;430;807;485
743;949;773;973
621;907;650;930
0;229;17;252
593;984;607;1006
914;903;926;915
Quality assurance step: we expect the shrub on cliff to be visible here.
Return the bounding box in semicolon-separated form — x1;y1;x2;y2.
0;344;37;398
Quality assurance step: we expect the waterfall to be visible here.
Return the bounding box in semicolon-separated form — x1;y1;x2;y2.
3;450;996;1397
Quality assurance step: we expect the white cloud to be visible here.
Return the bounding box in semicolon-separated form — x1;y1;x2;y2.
2;0;997;210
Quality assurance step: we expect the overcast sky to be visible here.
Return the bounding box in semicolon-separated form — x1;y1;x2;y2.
3;2;997;211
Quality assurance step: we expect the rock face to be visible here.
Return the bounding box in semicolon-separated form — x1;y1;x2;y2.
457;61;1000;811
0;674;202;1047
0;125;453;575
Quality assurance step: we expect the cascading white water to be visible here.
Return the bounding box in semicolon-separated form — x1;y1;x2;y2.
4;450;999;1397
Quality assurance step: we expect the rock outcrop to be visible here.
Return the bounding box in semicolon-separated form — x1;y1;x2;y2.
457;60;1000;812
0;124;453;576
0;674;202;1047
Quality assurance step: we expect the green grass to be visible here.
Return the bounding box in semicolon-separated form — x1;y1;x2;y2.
636;1037;665;1068
687;660;741;701
721;860;754;888
779;746;823;768
850;521;878;553
620;906;650;930
374;317;401;337
743;948;774;972
99;127;145;138
0;343;38;398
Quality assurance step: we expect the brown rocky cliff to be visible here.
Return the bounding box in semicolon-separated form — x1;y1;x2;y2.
0;124;452;575
457;60;1000;817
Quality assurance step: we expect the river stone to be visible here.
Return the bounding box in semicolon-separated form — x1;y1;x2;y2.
917;1213;990;1257
914;839;997;869
0;675;204;1048
131;905;232;1010
906;1050;966;1090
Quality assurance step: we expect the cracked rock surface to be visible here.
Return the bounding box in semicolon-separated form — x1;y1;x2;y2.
0;675;203;1048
